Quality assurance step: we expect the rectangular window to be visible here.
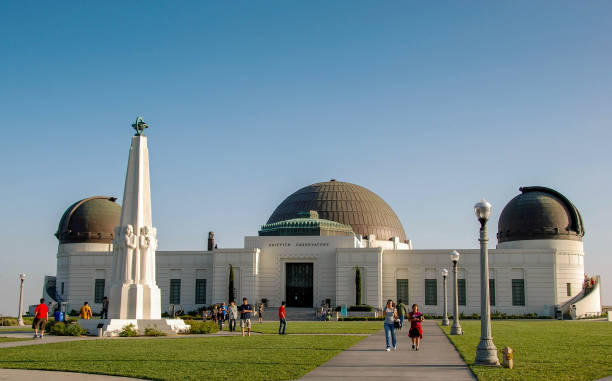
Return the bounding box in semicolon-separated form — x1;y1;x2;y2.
396;279;409;304
566;283;571;297
170;279;181;304
195;279;207;304
94;279;105;304
489;279;495;306
425;279;437;305
458;279;466;306
512;279;525;306
61;282;65;295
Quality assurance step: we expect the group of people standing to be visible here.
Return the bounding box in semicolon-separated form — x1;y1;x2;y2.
208;298;263;336
382;299;424;351
208;298;287;336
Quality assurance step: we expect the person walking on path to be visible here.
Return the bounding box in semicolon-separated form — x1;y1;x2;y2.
408;303;424;350
258;303;264;323
228;301;238;332
216;303;225;331
101;296;109;319
79;302;92;319
211;304;218;323
397;299;406;330
383;299;398;351
32;298;48;339
278;301;286;335
238;297;253;337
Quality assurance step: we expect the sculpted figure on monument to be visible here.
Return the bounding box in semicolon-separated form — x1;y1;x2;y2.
139;226;158;282
122;225;137;282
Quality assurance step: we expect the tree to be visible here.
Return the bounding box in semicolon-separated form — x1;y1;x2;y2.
355;267;362;306
229;264;235;302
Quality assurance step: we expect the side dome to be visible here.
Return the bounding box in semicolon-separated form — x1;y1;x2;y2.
497;186;584;243
55;196;121;244
267;180;406;241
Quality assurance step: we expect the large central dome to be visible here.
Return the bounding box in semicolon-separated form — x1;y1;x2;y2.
267;180;406;242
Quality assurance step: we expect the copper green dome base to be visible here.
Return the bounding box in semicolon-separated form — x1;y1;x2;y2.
259;211;355;237
267;180;406;242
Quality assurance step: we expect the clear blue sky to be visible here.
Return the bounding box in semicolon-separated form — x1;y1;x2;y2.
1;1;611;315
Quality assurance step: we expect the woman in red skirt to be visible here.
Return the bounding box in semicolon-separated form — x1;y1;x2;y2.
408;303;424;350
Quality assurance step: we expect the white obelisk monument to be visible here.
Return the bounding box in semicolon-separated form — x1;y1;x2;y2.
80;117;187;335
108;116;161;320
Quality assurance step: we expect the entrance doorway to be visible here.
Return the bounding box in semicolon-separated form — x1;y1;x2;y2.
286;263;313;307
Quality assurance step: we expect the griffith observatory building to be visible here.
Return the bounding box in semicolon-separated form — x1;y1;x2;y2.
43;134;602;320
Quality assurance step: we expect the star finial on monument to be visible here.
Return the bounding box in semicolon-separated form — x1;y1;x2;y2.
131;116;148;136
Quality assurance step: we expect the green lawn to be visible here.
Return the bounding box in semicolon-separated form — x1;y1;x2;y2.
440;320;612;381
0;327;34;332
0;337;30;343
0;335;364;380
222;320;382;334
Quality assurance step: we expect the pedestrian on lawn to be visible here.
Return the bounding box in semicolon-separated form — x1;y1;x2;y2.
212;305;218;325
278;301;286;335
228;300;238;332
408;304;424;350
383;299;398;351
101;296;109;319
79;301;92;319
216;304;225;330
258;303;264;323
238;297;253;337
32;298;48;339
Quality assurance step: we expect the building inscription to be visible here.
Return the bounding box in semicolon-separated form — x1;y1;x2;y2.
268;242;330;247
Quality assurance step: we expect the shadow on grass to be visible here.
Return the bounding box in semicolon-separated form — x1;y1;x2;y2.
0;359;319;366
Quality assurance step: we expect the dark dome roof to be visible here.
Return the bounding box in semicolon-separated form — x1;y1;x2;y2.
55;196;121;244
497;186;584;243
267;180;406;242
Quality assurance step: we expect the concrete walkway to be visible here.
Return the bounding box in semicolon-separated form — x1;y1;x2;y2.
299;321;475;380
0;369;141;381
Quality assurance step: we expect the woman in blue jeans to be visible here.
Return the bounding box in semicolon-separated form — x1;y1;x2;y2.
383;299;398;351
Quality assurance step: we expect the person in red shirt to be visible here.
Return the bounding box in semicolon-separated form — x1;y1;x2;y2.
408;303;424;350
33;298;49;339
278;301;286;335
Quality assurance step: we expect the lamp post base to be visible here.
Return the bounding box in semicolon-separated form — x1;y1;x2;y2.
441;318;449;326
475;338;500;365
450;324;462;335
17;317;25;326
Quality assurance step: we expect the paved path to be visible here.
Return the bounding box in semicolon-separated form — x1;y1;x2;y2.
300;321;475;380
0;369;141;381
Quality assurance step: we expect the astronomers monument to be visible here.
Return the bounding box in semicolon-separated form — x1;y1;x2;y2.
78;118;187;335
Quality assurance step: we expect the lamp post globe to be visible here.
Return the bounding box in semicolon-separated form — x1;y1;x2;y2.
17;273;26;326
474;199;499;366
441;268;449;326
474;199;492;226
450;251;462;335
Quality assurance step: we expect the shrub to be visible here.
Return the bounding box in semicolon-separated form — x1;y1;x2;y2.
339;317;384;321
48;322;87;336
348;305;374;312
119;324;139;337
184;320;219;334
144;327;167;336
1;318;18;326
68;309;79;317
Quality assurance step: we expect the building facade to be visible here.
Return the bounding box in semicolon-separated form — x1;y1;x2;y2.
44;181;602;318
